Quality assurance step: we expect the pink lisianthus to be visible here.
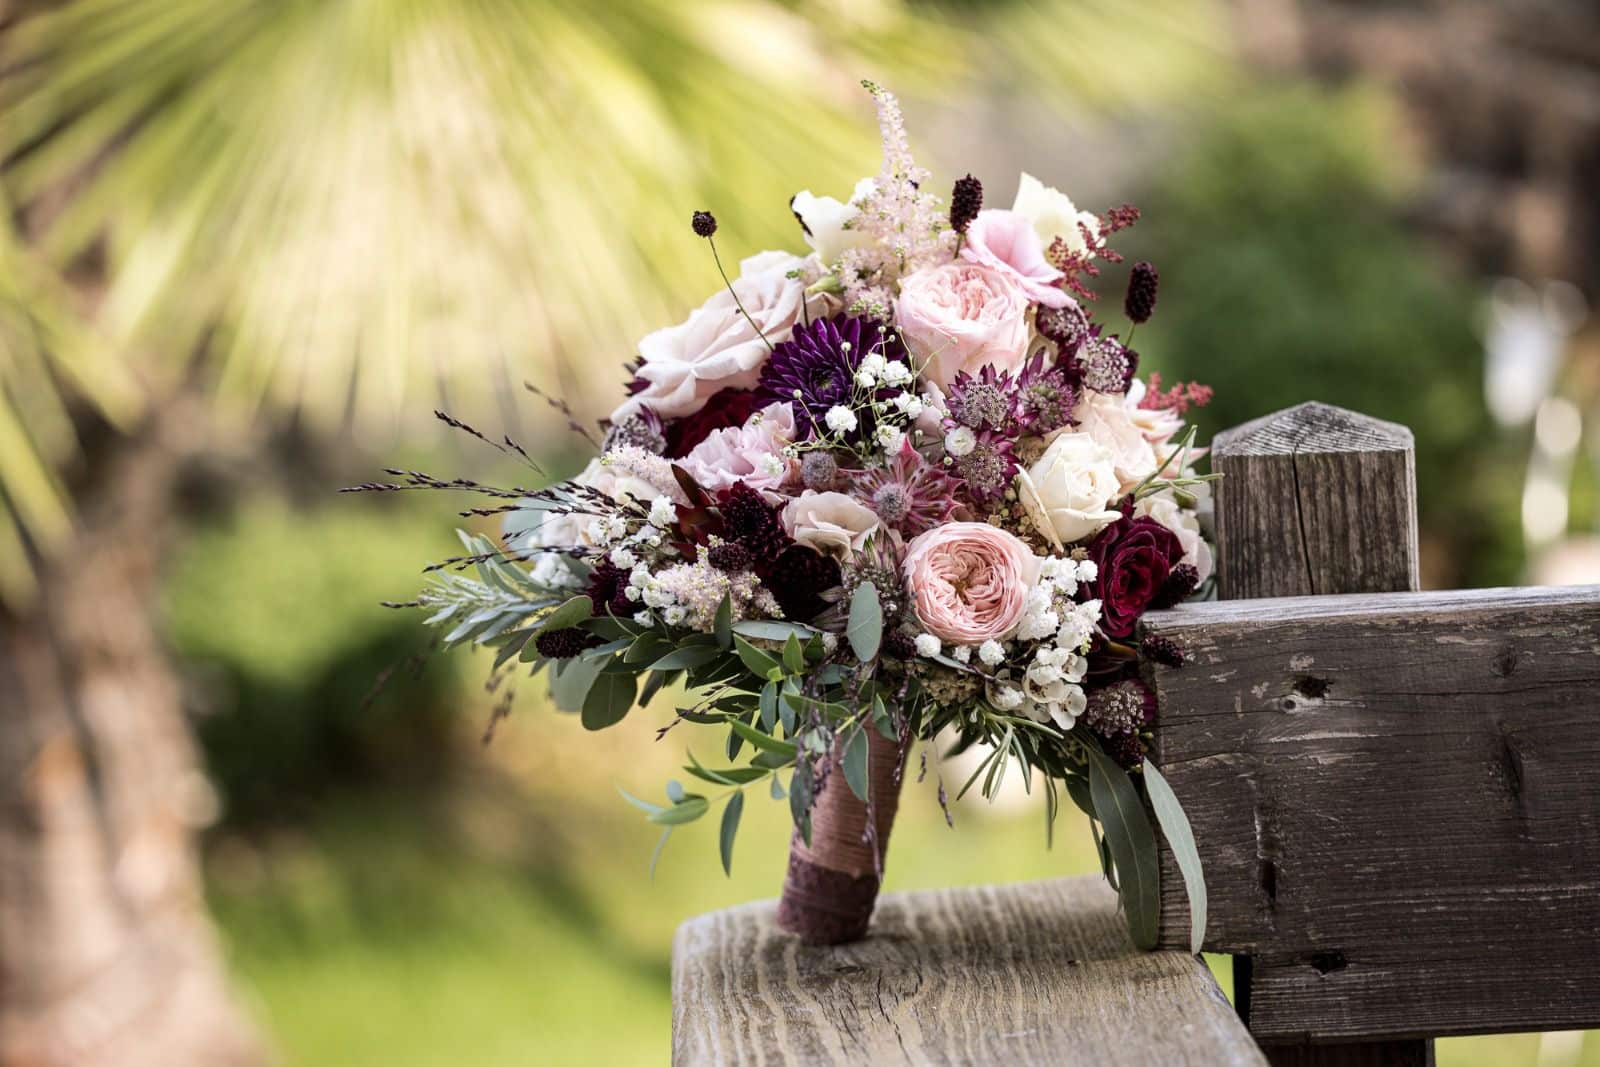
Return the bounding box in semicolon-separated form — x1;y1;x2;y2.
896;263;1030;392
902;522;1041;645
959;209;1072;309
678;401;797;495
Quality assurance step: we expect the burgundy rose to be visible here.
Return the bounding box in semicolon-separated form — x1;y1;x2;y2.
1087;516;1185;638
663;387;760;457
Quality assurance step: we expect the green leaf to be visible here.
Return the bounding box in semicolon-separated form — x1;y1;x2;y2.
649;828;672;880
782;633;804;674
624;635;672;664
617;787;664;816
728;719;798;759
538;595;593;635
719;791;744;876
847;581;882;661
734;636;780;678
759;682;779;732
648;645;723;672
732;620;819;642
1144;761;1207;955
841;727;870;802
713;595;733;650
548;653;605;712
647;795;709;825
581;671;637;730
1086;740;1160;950
769;775;786;800
684;750;768;787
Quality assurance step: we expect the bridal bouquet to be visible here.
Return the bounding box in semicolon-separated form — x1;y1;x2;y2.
359;83;1215;950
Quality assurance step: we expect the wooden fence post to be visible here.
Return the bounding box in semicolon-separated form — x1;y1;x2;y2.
1210;401;1429;1066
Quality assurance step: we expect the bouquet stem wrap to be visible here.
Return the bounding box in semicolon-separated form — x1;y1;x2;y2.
776;729;907;945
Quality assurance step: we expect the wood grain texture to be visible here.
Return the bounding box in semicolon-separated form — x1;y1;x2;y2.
1211;401;1419;600
673;876;1265;1066
1143;584;1600;1041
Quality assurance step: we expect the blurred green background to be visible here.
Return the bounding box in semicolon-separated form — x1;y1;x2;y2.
4;1;1598;1065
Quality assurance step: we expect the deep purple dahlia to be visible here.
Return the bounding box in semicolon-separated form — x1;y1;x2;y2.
756;314;906;442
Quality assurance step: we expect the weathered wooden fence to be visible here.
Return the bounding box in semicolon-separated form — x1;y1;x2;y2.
673;402;1600;1065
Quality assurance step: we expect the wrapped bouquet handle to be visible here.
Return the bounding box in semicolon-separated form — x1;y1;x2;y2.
777;730;907;944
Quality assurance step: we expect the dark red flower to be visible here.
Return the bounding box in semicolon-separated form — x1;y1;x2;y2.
1087;516;1185;638
663;387;760;457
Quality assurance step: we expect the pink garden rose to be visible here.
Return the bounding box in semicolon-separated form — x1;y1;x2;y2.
896;263;1030;392
959;209;1071;309
612;252;824;423
678;401;796;494
903;522;1041;645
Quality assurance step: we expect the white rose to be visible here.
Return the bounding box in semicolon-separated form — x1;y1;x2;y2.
1015;432;1123;549
1074;392;1160;492
780;491;881;560
1135;492;1215;585
612;251;825;423
791;178;876;265
1012;173;1102;258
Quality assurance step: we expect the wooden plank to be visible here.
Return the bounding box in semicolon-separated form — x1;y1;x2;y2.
1203;400;1428;1062
672;876;1266;1066
1143;584;1600;1041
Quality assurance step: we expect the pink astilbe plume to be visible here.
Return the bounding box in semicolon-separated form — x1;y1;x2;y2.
837;82;955;316
1048;203;1142;302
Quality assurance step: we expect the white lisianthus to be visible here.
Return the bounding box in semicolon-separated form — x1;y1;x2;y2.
914;633;941;657
1015;433;1124;549
1012;173;1102;259
791;178;877;265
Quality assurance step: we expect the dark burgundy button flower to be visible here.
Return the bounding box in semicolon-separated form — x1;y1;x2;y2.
1087;515;1185;638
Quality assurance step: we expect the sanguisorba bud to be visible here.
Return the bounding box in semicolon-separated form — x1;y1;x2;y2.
691;210;718;238
949;174;982;234
1124;260;1159;324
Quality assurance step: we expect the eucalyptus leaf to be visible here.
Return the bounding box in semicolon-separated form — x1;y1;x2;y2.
782;633;804;674
759;682;779;732
581;671;637;731
538;595;594;635
732;620;819;641
713;595;733;650
719;791;744;876
617;787;664;816
728;720;798;758
769;775;786;800
1144;761;1208;955
647;795;708;825
1086;741;1160;950
847;581;882;662
548;653;605;712
841;727;870;802
648;645;723;672
734;636;780;678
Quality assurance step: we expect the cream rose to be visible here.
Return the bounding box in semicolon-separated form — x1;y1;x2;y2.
895;263;1030;392
678;401;797;495
1074;392;1160;492
612;251;822;423
1135;492;1214;585
781;490;881;560
902;522;1041;645
1016;432;1124;549
791;178;876;265
1012;173;1102;258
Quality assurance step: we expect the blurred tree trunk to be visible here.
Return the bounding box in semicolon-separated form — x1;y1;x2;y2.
0;401;265;1067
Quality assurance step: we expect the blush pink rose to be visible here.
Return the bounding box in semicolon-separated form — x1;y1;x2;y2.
678;401;797;494
959;209;1072;309
612;252;825;423
896;263;1030;392
902;522;1041;645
